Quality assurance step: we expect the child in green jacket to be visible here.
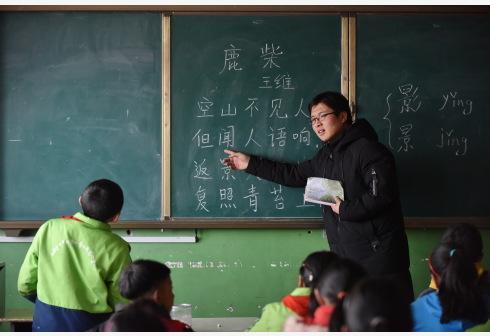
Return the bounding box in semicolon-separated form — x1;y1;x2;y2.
18;179;132;332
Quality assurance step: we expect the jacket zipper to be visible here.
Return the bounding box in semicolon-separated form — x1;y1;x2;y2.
371;168;378;197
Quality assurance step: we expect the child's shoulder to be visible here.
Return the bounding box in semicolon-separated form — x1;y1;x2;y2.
107;231;130;249
38;216;76;231
96;227;130;251
411;290;439;313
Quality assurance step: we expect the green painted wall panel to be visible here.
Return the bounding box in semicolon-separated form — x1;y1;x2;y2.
1;228;489;320
130;229;326;316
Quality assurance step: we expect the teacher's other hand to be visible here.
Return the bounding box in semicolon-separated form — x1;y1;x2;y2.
330;196;342;214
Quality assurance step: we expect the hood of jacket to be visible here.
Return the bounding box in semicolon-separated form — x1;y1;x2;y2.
331;118;378;152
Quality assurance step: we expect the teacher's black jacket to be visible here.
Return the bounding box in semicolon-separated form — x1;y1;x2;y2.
246;119;410;276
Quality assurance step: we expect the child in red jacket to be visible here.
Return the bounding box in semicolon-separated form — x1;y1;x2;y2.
284;257;365;331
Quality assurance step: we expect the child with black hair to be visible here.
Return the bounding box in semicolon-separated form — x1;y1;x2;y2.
18;179;132;332
250;250;338;332
111;259;192;332
420;223;488;297
101;299;168;332
411;243;489;331
330;277;413;331
283;257;366;331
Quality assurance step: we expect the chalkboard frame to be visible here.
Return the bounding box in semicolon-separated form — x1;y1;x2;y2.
1;6;490;13
0;217;489;231
1;9;490;230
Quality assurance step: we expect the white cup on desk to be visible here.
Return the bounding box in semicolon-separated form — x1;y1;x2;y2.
170;303;192;326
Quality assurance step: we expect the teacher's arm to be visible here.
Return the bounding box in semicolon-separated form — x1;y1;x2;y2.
223;149;317;188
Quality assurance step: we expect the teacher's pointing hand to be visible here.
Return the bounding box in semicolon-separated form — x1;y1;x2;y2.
223;149;250;170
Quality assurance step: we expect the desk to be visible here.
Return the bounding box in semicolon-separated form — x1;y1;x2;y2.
0;309;33;331
192;317;258;332
0;310;257;332
0;262;4;318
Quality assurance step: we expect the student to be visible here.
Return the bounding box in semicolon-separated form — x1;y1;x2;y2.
114;259;192;332
223;91;413;303
411;243;488;331
309;258;366;328
17;179;132;332
283;257;366;331
250;250;338;332
330;277;413;332
101;298;168;332
421;223;487;296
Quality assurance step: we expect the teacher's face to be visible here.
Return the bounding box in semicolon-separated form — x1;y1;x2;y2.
310;102;347;142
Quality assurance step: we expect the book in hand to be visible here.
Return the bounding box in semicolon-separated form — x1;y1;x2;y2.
304;177;344;206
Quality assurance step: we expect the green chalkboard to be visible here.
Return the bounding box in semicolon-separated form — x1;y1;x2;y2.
0;12;162;220
357;14;490;217
171;15;341;218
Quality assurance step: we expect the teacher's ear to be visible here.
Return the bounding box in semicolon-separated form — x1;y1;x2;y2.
340;110;349;125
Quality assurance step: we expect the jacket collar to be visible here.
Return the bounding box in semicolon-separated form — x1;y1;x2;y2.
327;119;379;153
326;126;347;149
282;287;311;317
290;287;311;296
73;212;111;231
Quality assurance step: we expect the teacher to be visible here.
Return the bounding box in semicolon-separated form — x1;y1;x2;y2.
224;91;413;302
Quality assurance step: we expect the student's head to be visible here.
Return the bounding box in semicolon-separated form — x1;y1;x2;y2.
314;258;366;307
440;223;483;264
308;91;353;142
103;298;167;332
79;179;123;222
119;259;174;312
429;243;485;323
331;277;413;332
299;250;339;288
